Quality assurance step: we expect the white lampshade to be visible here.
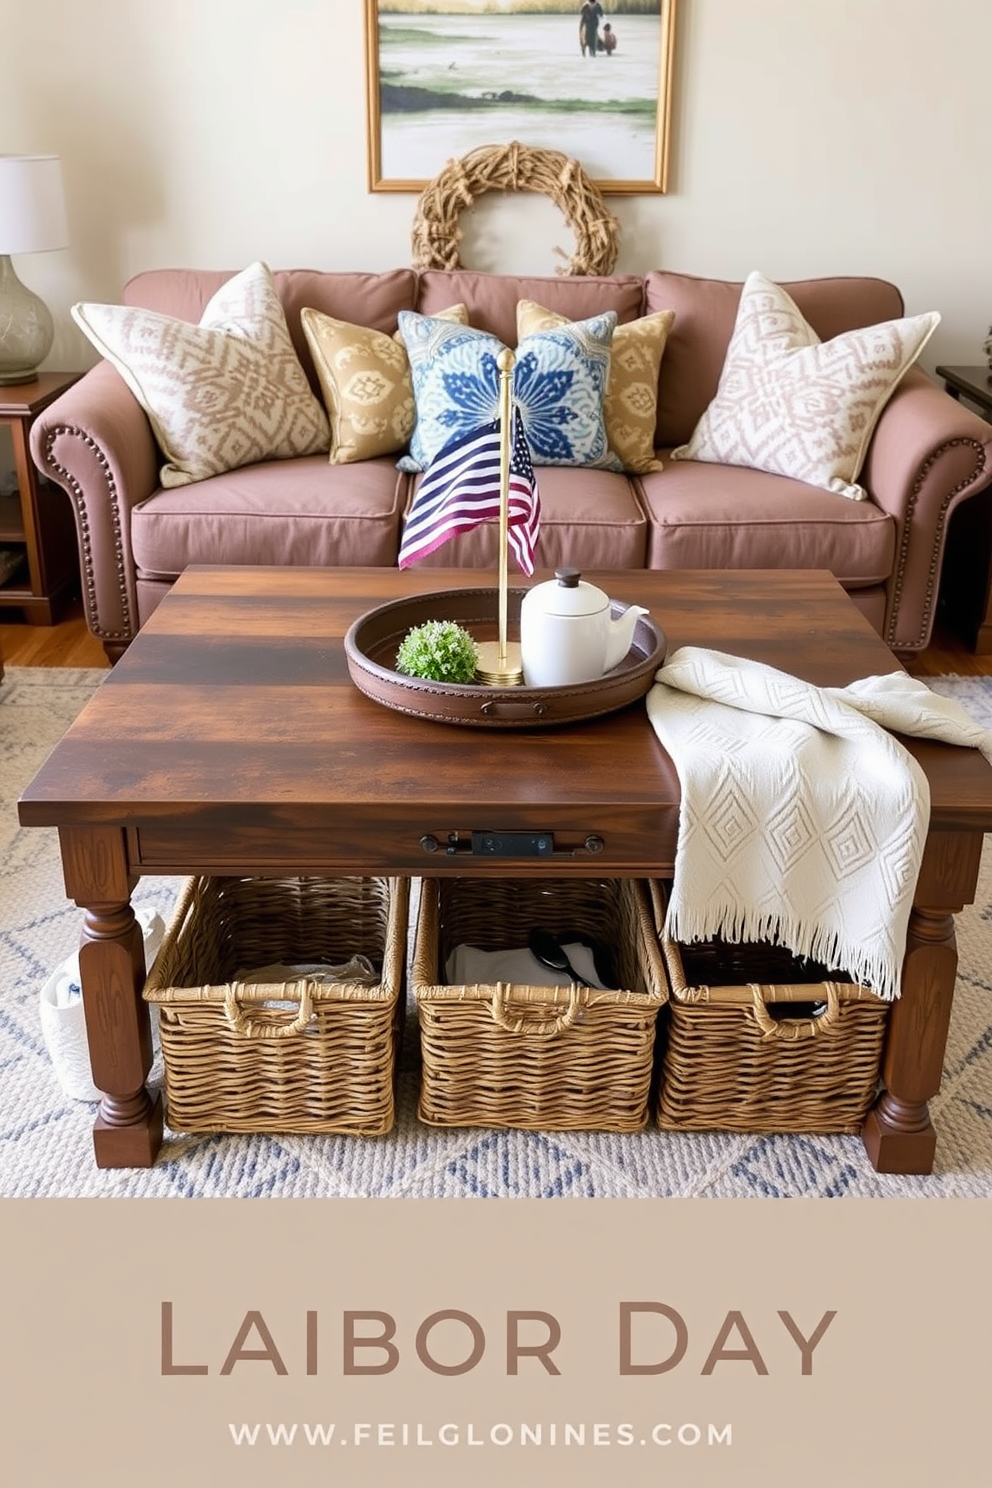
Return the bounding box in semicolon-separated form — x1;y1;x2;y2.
0;154;69;255
0;155;69;383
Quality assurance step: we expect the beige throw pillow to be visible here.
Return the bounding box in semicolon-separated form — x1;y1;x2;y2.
516;300;674;474
302;303;470;464
71;261;330;488
670;271;940;500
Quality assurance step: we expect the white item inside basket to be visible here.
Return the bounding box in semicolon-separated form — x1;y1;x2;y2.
446;943;607;988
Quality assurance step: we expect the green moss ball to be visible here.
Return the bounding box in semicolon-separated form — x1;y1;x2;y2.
395;620;479;683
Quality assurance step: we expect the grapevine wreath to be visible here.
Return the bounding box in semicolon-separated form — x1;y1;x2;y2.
410;141;620;277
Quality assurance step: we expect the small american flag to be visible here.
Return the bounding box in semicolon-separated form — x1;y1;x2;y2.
398;414;540;574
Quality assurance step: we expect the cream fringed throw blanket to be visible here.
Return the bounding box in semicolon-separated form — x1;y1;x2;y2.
646;648;992;1001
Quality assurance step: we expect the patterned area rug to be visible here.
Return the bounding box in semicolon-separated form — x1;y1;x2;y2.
2;665;992;1199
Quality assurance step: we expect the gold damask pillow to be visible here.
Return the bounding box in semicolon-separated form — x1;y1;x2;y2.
301;303;469;465
516;299;674;474
71;261;330;487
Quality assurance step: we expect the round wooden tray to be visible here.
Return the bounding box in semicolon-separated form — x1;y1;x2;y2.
344;587;667;729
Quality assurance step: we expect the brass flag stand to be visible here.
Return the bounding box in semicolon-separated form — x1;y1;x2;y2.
474;347;524;687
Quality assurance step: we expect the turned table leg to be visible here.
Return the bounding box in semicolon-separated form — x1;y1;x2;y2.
60;826;163;1168
862;829;983;1175
861;903;956;1173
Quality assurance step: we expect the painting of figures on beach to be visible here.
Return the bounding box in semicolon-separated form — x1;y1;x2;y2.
366;0;676;193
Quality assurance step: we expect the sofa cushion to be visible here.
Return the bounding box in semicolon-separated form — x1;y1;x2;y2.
301;303;470;464
670;272;939;500
517;300;674;474
639;456;896;582
644;270;906;447
398;311;622;471
123;267;420;389
73;262;331;489
417;269;645;348
129;455;406;577
400;464;647;571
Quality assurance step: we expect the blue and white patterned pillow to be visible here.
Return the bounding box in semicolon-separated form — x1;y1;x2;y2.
397;309;622;472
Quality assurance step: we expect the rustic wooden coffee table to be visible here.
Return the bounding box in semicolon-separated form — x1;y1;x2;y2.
18;566;992;1174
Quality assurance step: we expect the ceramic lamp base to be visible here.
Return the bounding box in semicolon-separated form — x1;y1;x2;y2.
0;255;54;384
475;639;524;687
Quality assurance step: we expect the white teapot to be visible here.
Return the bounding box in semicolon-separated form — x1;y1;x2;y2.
519;568;649;688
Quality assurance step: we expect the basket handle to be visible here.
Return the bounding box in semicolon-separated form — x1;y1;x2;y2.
749;982;843;1041
223;984;316;1039
490;983;583;1036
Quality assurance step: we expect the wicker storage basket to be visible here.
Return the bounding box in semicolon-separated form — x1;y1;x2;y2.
144;875;409;1136
652;883;889;1134
412;877;668;1131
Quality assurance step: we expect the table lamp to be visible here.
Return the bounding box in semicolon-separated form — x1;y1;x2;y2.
0;154;69;385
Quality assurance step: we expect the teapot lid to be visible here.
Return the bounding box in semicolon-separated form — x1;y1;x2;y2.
525;567;609;617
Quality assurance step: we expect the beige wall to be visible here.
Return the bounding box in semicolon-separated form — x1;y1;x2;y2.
3;0;991;376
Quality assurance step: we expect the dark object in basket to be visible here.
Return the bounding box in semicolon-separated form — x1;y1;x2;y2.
527;926;617;988
679;937;836;1021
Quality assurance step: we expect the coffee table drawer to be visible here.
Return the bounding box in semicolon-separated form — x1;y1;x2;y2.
129;806;679;877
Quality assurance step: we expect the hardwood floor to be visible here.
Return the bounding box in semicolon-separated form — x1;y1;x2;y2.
1;596;109;669
908;624;992;677
2;591;992;677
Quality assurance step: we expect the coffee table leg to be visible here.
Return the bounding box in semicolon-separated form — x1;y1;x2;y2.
861;903;954;1173
60;826;163;1168
861;828;981;1175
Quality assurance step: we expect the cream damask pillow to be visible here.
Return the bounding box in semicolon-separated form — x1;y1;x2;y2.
516;300;674;474
671;271;940;500
301;303;469;464
71;261;330;488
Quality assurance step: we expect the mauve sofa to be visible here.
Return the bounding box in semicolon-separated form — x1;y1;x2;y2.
30;266;992;663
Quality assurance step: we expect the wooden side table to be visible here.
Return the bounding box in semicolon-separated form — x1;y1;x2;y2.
0;371;83;624
937;363;992;418
936;364;992;653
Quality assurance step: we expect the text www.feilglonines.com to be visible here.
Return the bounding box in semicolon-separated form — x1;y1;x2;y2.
228;1420;732;1449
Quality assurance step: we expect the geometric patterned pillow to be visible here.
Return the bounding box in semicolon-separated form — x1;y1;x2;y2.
670;271;940;500
71;261;330;488
516;299;675;474
397;309;622;472
300;303;469;465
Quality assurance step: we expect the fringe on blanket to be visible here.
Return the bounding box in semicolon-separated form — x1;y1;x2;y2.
664;901;905;1002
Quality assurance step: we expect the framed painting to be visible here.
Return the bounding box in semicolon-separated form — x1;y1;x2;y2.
365;1;677;195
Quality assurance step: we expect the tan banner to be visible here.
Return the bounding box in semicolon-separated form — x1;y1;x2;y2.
1;1198;988;1486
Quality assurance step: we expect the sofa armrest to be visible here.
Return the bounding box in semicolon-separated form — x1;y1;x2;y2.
29;361;160;652
861;366;992;651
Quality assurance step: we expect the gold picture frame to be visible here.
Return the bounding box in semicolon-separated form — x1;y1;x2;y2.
365;1;677;195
